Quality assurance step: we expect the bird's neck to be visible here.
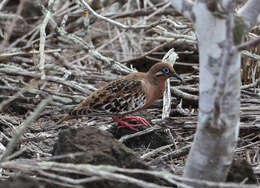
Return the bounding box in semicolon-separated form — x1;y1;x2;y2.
147;74;166;88
147;74;167;99
147;74;158;85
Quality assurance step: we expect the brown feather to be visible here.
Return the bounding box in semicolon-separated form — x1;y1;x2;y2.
57;62;181;124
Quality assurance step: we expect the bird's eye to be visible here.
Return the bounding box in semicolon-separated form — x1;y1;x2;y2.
162;67;170;73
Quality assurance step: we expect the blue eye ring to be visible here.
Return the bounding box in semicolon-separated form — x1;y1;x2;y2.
162;67;170;73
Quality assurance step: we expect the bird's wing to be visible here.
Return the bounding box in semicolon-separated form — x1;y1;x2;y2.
69;78;147;117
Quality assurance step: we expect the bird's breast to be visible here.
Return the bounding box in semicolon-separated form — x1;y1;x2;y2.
144;80;166;107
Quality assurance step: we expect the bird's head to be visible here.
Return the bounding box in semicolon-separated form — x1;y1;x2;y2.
147;62;182;83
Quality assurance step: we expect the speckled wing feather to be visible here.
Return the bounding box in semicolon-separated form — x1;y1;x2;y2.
69;78;147;117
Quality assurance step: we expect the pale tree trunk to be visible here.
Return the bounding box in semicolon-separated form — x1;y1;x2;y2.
169;0;260;186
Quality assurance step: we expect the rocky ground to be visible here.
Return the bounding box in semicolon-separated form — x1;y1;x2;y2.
0;0;259;187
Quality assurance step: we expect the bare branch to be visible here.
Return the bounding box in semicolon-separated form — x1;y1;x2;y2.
0;49;61;59
79;0;170;30
40;6;133;75
238;0;260;30
1;161;258;188
0;0;10;10
242;50;260;61
232;36;260;54
0;97;52;162
168;0;194;21
0;0;25;50
241;78;260;90
39;0;58;80
0;82;34;112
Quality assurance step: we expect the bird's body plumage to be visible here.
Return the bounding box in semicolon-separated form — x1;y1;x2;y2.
57;62;182;129
71;74;147;117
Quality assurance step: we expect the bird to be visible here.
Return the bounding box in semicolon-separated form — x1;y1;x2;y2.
57;62;182;130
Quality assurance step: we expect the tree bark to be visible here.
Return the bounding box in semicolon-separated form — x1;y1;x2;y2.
169;0;260;186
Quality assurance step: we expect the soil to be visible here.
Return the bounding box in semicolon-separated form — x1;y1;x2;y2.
0;126;257;188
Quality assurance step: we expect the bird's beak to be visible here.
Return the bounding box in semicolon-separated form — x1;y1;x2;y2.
171;72;183;82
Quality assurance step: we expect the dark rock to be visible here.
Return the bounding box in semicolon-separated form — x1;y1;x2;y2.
109;125;172;149
52;126;168;188
0;175;46;188
226;159;257;184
